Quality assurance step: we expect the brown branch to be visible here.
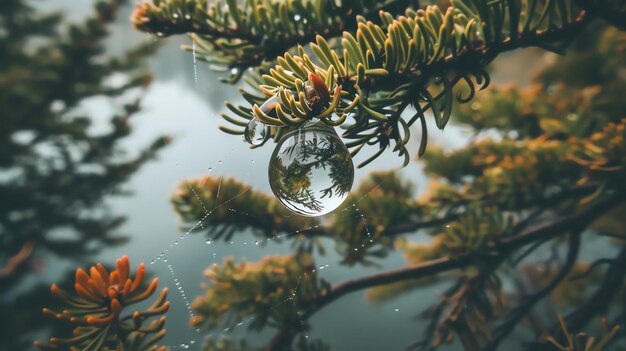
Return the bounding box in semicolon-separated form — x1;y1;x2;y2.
264;191;625;350
302;183;598;239
0;241;35;280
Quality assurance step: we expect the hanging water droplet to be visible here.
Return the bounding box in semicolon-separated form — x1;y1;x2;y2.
394;308;399;312
294;14;301;21
245;94;280;145
244;117;269;145
172;13;179;19
268;121;354;217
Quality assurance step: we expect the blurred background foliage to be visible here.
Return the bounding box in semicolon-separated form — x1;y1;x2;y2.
0;0;168;349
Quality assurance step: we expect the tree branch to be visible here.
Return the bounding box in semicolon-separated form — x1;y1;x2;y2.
264;191;625;350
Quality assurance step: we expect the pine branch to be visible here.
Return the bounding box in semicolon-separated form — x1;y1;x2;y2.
222;0;592;167
264;190;625;350
131;0;416;75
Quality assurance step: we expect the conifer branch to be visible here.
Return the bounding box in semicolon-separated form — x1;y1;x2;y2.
131;0;416;76
264;190;625;350
221;0;591;166
127;0;626;167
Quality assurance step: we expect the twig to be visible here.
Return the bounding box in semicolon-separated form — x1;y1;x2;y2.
0;241;35;280
486;231;581;350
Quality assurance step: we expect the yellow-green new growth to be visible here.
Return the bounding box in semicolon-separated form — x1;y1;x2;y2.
221;0;587;167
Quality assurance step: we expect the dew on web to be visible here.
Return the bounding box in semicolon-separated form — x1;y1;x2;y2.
192;40;198;88
148;159;394;348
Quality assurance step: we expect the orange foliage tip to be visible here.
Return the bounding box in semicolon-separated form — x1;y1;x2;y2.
37;256;169;350
190;315;205;326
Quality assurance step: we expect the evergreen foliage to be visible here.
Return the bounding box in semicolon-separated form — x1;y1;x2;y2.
131;0;623;166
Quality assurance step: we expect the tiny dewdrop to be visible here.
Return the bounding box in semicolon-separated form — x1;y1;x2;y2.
244;95;278;145
244;117;269;145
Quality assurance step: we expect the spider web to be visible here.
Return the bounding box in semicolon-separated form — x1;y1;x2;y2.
145;156;422;350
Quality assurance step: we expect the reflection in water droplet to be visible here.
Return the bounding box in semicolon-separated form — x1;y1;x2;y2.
244;117;268;145
268;122;354;217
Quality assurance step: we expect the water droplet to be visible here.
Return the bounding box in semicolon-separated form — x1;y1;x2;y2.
208;167;213;172
173;13;179;18
255;241;259;245
218;160;222;164
394;308;399;312
244;117;269;145
294;14;301;21
156;32;164;37
185;14;191;20
268;121;354;217
206;240;212;244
